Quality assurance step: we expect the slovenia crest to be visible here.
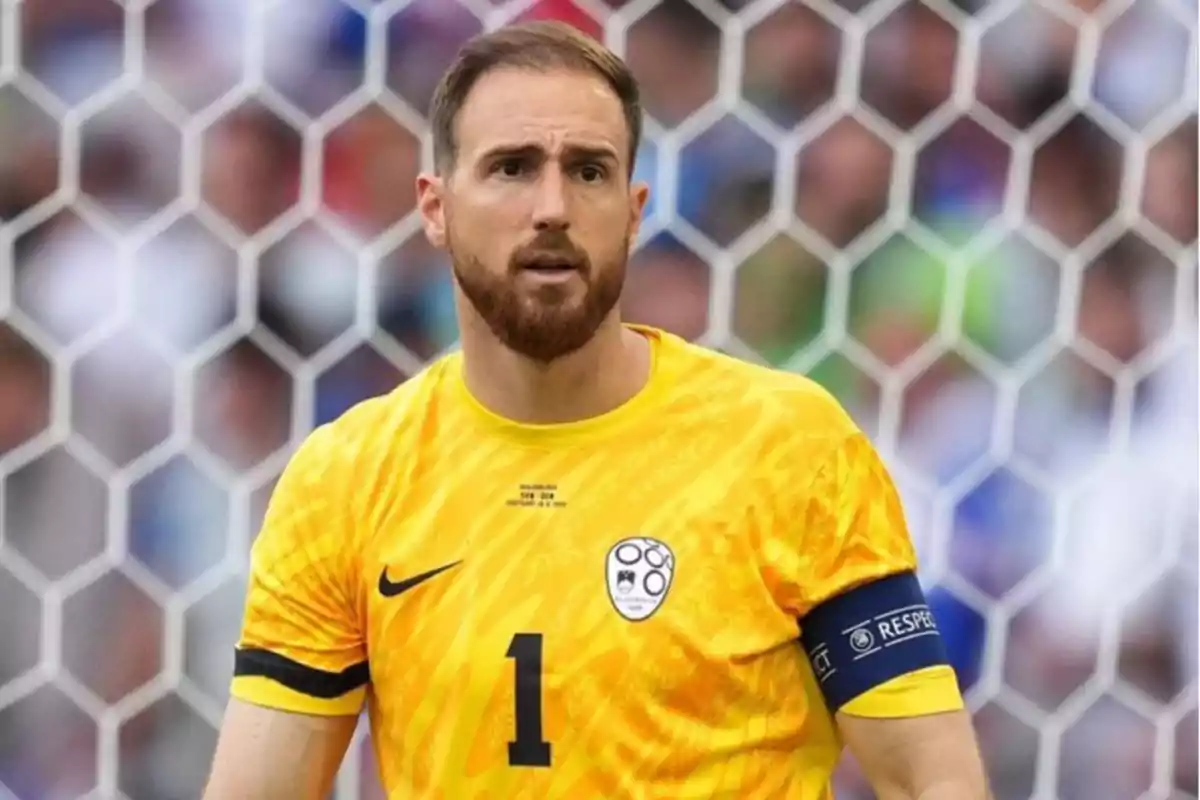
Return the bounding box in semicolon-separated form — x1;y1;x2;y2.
605;536;675;621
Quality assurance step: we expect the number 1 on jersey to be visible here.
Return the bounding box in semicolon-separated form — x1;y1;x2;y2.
506;633;552;767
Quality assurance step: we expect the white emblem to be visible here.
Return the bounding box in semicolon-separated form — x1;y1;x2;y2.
849;627;876;654
605;537;675;621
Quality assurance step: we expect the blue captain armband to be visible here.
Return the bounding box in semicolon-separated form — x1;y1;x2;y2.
799;570;949;713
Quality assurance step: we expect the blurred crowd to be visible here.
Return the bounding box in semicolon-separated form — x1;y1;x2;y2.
0;0;1197;798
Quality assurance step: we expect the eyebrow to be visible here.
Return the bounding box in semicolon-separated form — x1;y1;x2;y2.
477;143;620;164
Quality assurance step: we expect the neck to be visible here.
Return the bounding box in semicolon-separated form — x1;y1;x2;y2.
458;312;651;425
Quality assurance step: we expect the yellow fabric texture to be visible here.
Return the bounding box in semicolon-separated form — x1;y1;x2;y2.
839;666;965;718
230;325;962;799
231;675;366;717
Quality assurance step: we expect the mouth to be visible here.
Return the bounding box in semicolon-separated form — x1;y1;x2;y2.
518;257;584;284
520;259;579;274
517;260;582;287
523;267;576;279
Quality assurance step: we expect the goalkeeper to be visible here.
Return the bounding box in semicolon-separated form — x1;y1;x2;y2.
204;20;991;800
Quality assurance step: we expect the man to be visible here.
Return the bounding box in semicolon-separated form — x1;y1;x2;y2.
205;20;990;799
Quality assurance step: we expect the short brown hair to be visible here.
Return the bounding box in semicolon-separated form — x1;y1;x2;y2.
428;21;642;175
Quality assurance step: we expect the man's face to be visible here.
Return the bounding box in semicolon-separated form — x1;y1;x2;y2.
418;67;648;363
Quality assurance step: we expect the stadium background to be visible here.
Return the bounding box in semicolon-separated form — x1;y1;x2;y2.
0;0;1196;797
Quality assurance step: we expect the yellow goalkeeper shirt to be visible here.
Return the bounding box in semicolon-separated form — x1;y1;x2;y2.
230;325;963;799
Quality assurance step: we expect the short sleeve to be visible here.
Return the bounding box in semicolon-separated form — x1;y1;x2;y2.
767;429;918;619
230;425;368;717
762;410;962;716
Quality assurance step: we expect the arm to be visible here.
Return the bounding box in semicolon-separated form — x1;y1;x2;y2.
800;568;989;799
765;399;990;798
798;566;989;799
204;699;357;800
206;425;369;797
838;708;989;800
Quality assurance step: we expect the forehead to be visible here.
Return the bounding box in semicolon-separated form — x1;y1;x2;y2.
454;67;629;158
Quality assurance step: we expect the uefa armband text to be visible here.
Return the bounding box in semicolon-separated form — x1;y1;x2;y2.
799;571;950;712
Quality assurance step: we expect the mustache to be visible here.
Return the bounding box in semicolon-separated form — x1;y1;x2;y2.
510;231;589;271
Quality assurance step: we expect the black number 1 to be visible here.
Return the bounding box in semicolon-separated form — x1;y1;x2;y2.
506;633;552;767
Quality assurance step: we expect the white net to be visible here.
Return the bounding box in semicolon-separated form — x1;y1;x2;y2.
0;0;1196;797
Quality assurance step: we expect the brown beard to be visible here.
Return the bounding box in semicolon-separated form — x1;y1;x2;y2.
450;228;628;364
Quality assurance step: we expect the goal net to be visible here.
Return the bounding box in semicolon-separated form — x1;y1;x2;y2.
0;0;1195;797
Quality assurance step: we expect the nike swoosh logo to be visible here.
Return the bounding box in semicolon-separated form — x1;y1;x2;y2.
378;561;462;598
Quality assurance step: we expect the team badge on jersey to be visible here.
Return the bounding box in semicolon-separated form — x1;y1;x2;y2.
605;537;675;621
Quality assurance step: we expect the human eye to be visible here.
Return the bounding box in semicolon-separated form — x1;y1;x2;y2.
491;157;529;178
492;153;540;178
576;163;608;183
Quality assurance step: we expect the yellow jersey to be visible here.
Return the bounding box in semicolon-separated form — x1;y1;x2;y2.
230;325;962;799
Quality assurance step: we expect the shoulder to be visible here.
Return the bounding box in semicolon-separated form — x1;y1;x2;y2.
658;331;860;451
262;356;458;550
287;354;458;479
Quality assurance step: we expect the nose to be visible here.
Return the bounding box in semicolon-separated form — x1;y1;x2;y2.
531;166;569;232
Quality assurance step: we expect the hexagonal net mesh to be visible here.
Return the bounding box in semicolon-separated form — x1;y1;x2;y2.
0;0;1196;797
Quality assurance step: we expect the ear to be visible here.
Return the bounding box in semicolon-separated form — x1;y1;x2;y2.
416;172;447;249
627;180;650;252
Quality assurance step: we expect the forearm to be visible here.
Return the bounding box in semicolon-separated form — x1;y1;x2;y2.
916;780;991;800
204;748;333;800
205;737;335;800
204;763;328;800
204;699;354;800
839;707;991;800
874;779;989;800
